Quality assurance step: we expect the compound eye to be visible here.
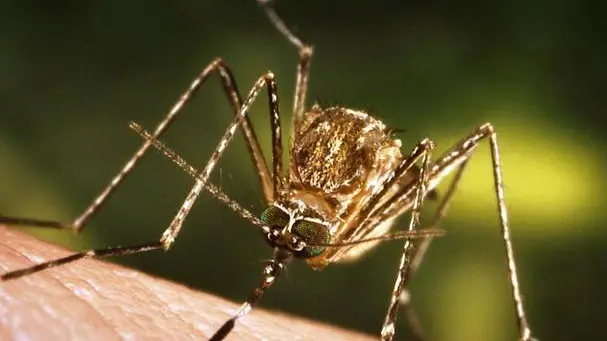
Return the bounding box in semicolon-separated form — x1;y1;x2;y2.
261;206;289;242
291;220;330;258
261;206;289;229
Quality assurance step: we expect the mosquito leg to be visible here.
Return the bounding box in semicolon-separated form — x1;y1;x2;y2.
381;138;434;341
347;153;467;340
477;123;534;341
214;61;275;203
358;140;436;227
439;124;534;340
0;217;72;230
379;123;534;341
399;159;469;341
258;0;313;138
267;75;285;199
408;159;469;280
209;249;292;341
1;242;163;281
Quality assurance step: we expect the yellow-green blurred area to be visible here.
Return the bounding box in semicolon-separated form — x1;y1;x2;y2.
1;1;605;340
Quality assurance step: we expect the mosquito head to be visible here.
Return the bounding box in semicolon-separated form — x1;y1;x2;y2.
260;203;331;259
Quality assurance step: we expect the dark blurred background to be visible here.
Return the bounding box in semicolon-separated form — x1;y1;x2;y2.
1;1;605;340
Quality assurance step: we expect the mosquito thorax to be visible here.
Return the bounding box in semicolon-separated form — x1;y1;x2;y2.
260;204;330;259
289;105;404;217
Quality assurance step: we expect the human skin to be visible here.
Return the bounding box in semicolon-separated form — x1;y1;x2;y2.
0;226;374;341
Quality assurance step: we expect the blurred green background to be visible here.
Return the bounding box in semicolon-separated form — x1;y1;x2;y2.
1;1;605;340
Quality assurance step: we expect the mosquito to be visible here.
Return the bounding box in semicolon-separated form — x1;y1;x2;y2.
0;1;536;340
